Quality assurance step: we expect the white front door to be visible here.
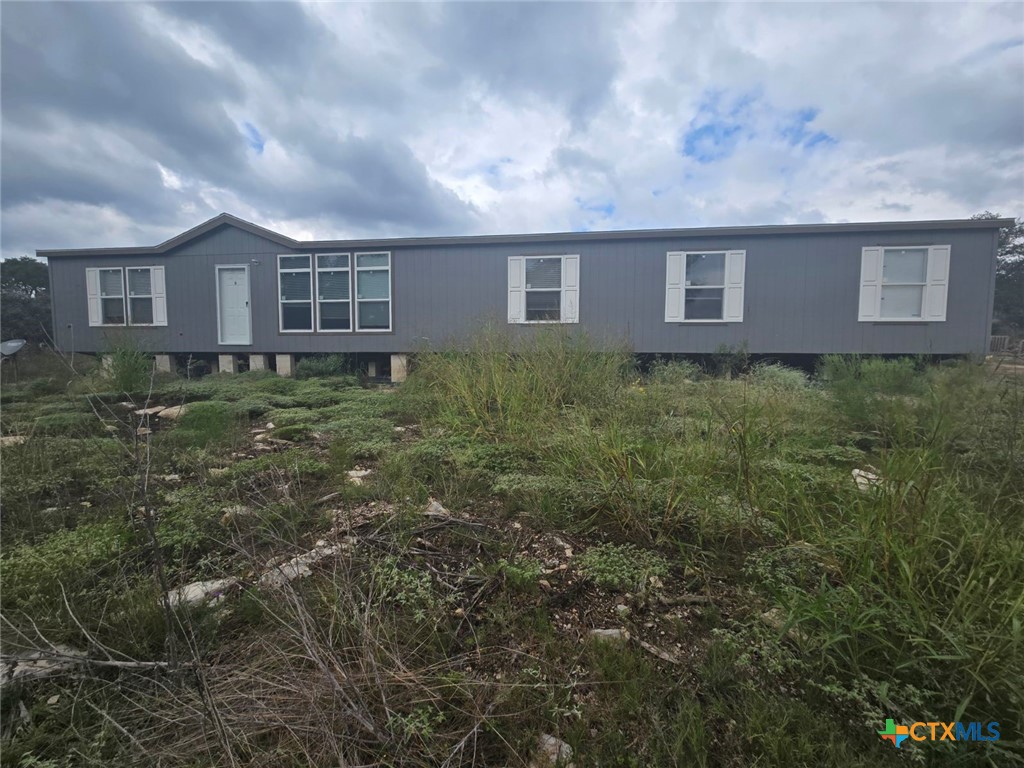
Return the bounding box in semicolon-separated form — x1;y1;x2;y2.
218;266;251;345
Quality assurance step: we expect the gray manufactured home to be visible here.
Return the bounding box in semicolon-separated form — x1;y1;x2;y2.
41;214;1009;379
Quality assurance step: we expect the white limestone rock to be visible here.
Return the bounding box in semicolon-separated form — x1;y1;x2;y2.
529;734;575;768
157;405;188;420
169;578;238;608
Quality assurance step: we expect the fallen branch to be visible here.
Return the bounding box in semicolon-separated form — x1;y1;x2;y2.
636;639;682;665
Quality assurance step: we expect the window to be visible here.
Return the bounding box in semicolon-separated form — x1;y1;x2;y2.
127;268;154;325
86;266;166;327
279;254;313;332
279;252;389;333
507;255;579;324
99;268;126;325
858;245;950;322
355;252;391;331
316;253;351;331
684;252;725;319
880;248;926;319
665;250;745;322
525;257;562;320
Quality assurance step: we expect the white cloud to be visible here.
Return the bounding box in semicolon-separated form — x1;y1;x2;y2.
2;1;1021;259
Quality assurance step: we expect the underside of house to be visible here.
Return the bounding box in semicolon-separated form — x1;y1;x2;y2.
40;214;1009;379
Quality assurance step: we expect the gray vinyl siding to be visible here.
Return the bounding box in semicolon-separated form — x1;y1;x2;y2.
47;222;999;356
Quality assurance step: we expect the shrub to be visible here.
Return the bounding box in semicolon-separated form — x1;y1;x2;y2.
709;342;750;378
647;358;702;386
577;543;670;592
817;355;926;434
271;423;313;442
749;363;809;391
492;556;543;593
103;338;152;394
295;354;352;379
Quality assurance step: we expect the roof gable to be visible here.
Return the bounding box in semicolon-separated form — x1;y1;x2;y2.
39;213;298;258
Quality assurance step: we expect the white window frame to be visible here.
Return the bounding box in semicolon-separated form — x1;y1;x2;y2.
315;253;353;333
277;254;314;333
354;251;392;333
858;245;950;323
507;254;580;324
97;267;127;327
665;250;745;323
87;266;167;327
126;266;157;326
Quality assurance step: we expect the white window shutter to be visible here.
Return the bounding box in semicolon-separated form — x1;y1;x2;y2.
507;257;524;323
724;250;746;322
151;266;168;326
924;245;950;322
561;255;579;323
86;268;102;326
858;247;883;321
665;252;684;322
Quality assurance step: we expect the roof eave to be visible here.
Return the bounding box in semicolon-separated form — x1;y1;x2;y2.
36;216;1015;258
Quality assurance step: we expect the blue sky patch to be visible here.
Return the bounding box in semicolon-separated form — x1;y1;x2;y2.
680;89;758;163
682;122;743;163
681;91;836;163
779;107;836;149
576;196;616;217
242;122;265;154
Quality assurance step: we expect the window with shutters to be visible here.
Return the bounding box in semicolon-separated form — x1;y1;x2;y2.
278;254;314;332
316;253;351;331
87;266;167;327
665;250;745;322
858;245;950;322
99;268;126;325
355;252;391;331
507;255;580;324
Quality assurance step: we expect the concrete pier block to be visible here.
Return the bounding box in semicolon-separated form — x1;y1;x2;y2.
155;354;173;374
390;354;408;383
367;360;378;378
218;354;238;374
276;354;295;377
249;354;268;371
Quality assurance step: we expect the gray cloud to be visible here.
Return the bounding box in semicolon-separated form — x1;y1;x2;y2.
1;1;1021;260
393;3;623;125
1;3;245;168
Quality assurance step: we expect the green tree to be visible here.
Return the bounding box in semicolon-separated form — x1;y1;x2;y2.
1;256;52;343
973;212;1024;335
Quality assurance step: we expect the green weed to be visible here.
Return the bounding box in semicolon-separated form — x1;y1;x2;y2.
577;543;670;592
294;353;352;379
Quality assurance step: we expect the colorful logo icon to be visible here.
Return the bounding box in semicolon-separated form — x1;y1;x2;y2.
877;719;1000;748
878;719;910;748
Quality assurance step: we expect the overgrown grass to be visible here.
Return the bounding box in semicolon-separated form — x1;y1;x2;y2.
392;340;1024;756
3;339;1021;765
102;337;154;394
403;326;631;441
294;353;352;379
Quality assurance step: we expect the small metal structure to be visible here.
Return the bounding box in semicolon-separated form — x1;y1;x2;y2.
0;339;27;382
991;335;1010;354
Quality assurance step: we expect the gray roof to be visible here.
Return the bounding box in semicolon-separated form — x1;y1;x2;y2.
37;212;1015;258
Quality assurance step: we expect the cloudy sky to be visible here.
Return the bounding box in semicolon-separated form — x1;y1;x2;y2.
2;1;1022;259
